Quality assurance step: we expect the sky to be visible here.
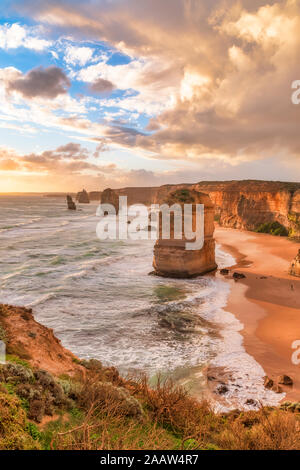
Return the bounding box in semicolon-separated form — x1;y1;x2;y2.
0;0;299;192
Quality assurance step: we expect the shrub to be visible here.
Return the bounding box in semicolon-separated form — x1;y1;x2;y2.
255;221;288;236
0;390;40;449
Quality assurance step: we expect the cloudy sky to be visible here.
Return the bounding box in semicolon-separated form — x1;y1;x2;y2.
0;0;299;192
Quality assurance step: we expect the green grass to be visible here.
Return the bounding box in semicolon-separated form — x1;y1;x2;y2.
255;221;288;237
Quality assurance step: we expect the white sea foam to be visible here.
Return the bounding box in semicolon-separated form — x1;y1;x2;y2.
0;195;284;411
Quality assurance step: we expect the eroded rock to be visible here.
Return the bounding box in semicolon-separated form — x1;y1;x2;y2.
66;195;76;210
153;189;217;278
290;250;300;277
77;189;90;204
278;375;293;386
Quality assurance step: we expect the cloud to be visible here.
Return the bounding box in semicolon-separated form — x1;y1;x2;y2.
89;78;116;94
2;0;300;185
0;23;52;51
64;45;94;66
7;66;71;99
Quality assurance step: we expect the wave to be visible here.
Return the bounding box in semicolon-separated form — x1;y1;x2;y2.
27;292;56;307
0;217;42;232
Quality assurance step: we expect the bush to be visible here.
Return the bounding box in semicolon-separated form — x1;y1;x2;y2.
255;221;288;236
0;390;40;449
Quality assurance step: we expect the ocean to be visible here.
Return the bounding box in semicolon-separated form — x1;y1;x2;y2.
0;195;283;410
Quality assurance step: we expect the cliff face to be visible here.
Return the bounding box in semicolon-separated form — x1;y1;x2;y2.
114;181;300;238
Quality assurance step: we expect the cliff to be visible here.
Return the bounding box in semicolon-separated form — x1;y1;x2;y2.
113;181;300;238
1;302;300;450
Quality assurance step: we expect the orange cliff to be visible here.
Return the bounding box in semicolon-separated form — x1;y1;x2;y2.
110;181;300;238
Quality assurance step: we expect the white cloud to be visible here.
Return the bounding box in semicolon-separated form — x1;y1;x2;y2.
0;23;52;51
77;56;181;115
64;45;94;66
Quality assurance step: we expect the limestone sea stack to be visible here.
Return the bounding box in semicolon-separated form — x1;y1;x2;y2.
76;189;90;204
66;195;76;210
153;189;217;278
101;188;120;214
290;249;300;277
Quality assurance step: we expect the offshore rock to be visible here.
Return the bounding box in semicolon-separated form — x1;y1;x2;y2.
66;195;76;210
77;189;90;204
101;188;120;214
153;189;217;278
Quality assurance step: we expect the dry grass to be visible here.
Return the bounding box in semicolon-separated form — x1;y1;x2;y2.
46;374;300;450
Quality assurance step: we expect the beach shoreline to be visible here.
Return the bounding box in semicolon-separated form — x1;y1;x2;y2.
215;227;300;402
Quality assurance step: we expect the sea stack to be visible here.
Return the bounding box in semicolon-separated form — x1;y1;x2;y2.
290;249;300;277
101;188;120;214
77;189;90;204
66;195;76;210
153;189;217;278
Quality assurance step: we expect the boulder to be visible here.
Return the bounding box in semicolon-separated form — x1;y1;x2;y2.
66;195;76;210
220;268;229;275
216;384;229;395
278;375;293;386
264;376;274;389
290;250;300;277
233;272;246;279
76;189;90;204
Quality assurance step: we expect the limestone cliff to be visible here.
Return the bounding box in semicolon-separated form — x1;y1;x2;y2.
114;181;300;238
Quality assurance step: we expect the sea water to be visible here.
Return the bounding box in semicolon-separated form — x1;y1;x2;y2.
0;195;283;410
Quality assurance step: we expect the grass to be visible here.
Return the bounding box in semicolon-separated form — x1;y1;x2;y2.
0;357;300;450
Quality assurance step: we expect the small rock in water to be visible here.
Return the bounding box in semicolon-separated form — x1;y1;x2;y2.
245;399;258;407
220;268;229;275
278;375;293;386
216;384;229;395
233;272;246;279
272;384;283;394
264;376;274;389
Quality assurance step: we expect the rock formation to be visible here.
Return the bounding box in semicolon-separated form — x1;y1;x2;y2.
66;195;76;211
290;250;300;277
112;181;300;238
101;188;119;214
89;191;102;201
76;189;90;204
153;189;217;278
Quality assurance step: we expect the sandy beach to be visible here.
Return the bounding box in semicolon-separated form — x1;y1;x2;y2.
215;227;300;402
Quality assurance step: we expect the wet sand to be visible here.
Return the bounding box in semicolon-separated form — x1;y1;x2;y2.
215;227;300;401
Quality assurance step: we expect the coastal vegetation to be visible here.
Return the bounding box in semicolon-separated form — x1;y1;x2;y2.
255;221;289;237
1;357;300;450
0;304;300;451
